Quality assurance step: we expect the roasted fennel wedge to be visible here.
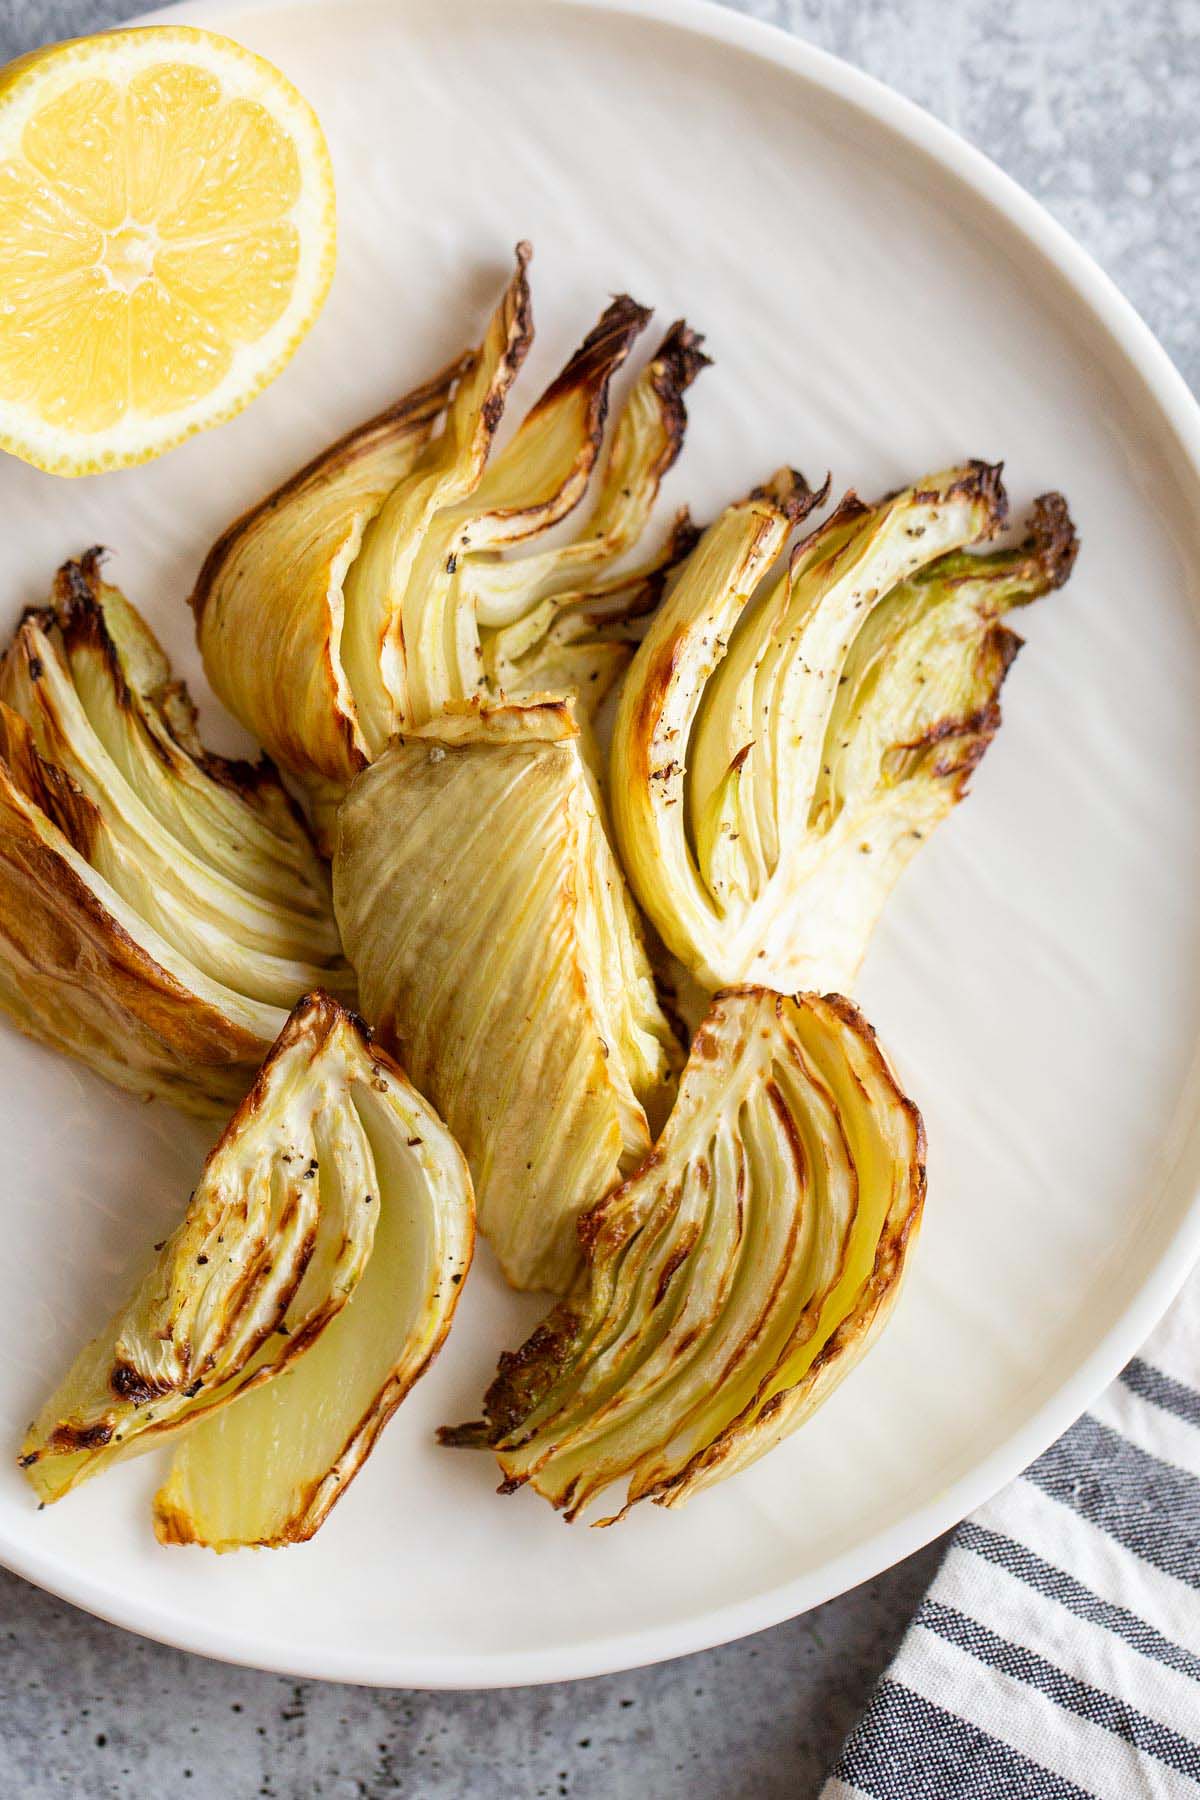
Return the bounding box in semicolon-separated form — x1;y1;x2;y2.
20;992;474;1549
333;700;681;1293
192;245;705;841
612;466;1077;993
442;989;924;1520
0;553;350;1112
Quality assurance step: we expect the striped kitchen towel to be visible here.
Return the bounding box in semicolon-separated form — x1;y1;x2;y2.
822;1267;1200;1799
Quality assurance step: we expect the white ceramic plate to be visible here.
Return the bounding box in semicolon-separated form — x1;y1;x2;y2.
2;0;1199;1690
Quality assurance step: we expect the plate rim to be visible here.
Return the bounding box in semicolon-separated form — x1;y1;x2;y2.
3;0;1200;1690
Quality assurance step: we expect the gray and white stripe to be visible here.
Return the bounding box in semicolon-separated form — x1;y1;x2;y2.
823;1269;1200;1798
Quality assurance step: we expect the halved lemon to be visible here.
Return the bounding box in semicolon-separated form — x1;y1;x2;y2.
0;26;336;475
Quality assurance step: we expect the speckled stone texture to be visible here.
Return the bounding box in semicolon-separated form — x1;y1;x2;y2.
0;1;1193;1795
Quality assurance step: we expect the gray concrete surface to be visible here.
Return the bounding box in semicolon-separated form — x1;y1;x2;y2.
0;1;1196;1796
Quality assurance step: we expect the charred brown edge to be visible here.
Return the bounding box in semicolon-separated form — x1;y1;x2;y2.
0;751;266;1072
109;1360;174;1406
627;631;682;780
1024;491;1078;590
198;991;345;1171
664;508;704;563
479;240;535;427
642;319;711;482
151;1493;198;1545
0;701;102;859
894;459;1008;538
652;1222;700;1309
439;1157;661;1453
651;320;712;402
920;490;1077;602
891;624;1023;795
788;489;868;575
14;555;132;719
18;1414;116;1464
751;467;829;528
473;255;533;445
48;550;127;698
577;1149;664;1260
44;1419;113;1456
34;549;305;813
888;521;1037;787
439;1300;586;1452
959;458;1009;532
526;291;652;425
184;711;308;811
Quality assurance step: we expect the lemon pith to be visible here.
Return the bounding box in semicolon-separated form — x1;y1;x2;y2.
0;26;336;476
